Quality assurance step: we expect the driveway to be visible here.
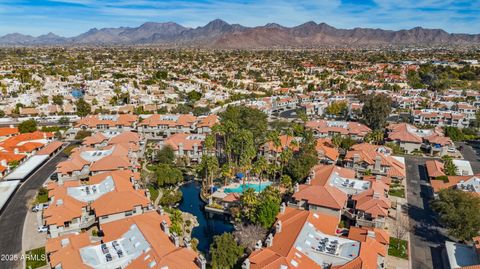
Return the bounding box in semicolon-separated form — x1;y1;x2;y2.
404;156;448;269
456;141;480;173
0;151;67;269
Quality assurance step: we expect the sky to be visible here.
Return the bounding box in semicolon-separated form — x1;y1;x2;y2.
0;0;479;37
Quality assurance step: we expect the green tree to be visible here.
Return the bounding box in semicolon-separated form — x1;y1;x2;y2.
156;145;175;165
197;154;219;191
75;98;91;117
210;233;244;269
52;95;64;106
18;119;37;133
442;156;457;176
240;188;259;223
256;197;280;228
361;93;392;130
58;117;70;125
432;189;480;241
187;91;202;102
219;106;268;146
444;126;464;141
155;164;183;186
326;101;348;117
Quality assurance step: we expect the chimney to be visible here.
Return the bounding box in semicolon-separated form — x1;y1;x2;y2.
184;236;192;249
0;159;6;167
157;206;164;215
9;124;14;128
373;192;381;199
294;183;299;193
254;240;262;250
375;175;382;181
196;255;207;269
14;148;19;154
43;132;47;139
178;143;184;155
306;176;311;185
242;258;250;269
367;230;376;239
145;189;151;200
374;155;382;171
353;153;360;164
275;220;282;233
170;232;179;247
193;143;198;155
265;233;274;247
161;220;169;236
280;202;286;214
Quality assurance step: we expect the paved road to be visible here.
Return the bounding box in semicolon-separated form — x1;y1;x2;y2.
0;152;67;269
405;156;448;269
456;141;480;173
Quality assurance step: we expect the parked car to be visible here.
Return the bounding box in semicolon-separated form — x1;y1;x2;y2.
32;204;41;212
37;226;48;233
42;203;49;209
50;173;58;180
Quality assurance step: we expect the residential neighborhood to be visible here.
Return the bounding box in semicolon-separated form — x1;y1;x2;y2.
1;32;480;269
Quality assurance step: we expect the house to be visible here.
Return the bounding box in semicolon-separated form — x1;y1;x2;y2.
43;170;146;237
430;174;480;198
306;120;371;140
163;133;205;163
315;138;339;164
56;132;140;182
138;114;197;138
75;114;138;132
260;135;300;162
46;211;203;269
344;143;406;179
196;114;219;134
244;206;388;269
425;160;446;180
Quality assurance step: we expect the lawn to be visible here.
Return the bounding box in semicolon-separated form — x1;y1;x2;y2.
148;185;159;202
62;144;78;155
388;237;408;259
36;187;49;204
389;187;405;198
25;247;47;269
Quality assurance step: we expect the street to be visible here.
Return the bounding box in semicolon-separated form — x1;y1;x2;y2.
0;151;67;269
405;156;448;269
456;141;480;173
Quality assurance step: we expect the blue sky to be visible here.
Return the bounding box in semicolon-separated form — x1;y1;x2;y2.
0;0;479;36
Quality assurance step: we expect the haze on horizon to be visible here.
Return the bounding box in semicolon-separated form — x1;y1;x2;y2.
0;0;479;37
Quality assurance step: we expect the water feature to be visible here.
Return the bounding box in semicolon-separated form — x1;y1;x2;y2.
178;181;234;253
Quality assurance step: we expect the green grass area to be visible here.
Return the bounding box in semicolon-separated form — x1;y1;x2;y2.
389;187;405;198
62;144;77;155
36;192;49;204
148;185;159;202
388;237;408;259
25;247;47;269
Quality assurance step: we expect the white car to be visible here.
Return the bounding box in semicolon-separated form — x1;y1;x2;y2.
32;204;41;212
37;226;48;233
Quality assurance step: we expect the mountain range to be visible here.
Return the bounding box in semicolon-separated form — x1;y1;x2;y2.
1;19;479;48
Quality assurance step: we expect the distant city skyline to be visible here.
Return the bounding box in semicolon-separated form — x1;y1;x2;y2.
0;0;479;37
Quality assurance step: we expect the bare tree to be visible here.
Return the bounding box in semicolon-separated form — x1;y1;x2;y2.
391;213;412;247
233;224;267;253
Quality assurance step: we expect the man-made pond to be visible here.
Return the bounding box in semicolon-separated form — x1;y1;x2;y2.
178;181;234;253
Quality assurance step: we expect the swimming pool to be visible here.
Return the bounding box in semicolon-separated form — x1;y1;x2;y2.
224;182;272;193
